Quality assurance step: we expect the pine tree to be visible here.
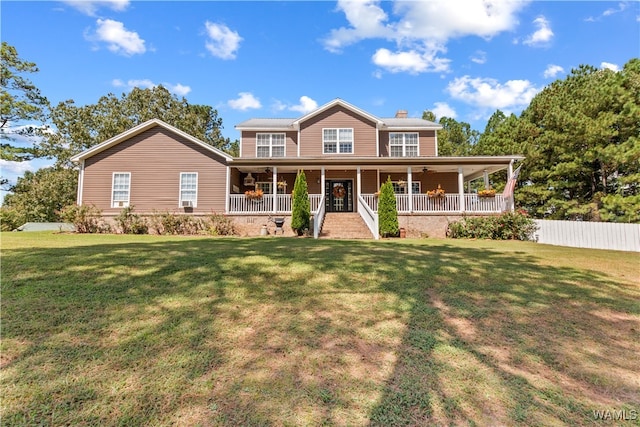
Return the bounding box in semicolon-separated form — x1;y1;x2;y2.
378;177;399;237
291;170;310;235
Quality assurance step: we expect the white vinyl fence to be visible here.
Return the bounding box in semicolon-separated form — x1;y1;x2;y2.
533;220;640;252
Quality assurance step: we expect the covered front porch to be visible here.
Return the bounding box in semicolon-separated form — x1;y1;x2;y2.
226;156;523;238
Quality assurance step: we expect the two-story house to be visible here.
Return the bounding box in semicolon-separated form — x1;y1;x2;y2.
71;98;523;238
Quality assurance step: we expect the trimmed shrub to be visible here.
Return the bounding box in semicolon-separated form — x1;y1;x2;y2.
207;212;236;236
115;206;148;234
59;204;105;233
148;211;205;235
447;210;538;240
378;177;399;237
291;170;310;235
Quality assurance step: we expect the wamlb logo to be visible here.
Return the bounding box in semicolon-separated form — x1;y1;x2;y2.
592;409;638;421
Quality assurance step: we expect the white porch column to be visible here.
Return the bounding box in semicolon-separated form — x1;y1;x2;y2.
483;170;490;189
272;166;278;214
458;167;465;213
225;166;230;214
357;166;361;198
507;160;514;212
407;167;413;213
321;167;325;196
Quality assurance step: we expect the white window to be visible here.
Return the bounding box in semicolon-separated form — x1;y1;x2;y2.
390;133;419;157
256;181;286;195
111;172;130;208
392;181;421;194
323;128;353;154
256;133;285;157
180;172;198;207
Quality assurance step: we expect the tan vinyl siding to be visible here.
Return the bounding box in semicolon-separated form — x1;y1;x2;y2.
82;127;227;214
299;105;377;156
241;131;298;158
361;170;379;193
379;130;437;157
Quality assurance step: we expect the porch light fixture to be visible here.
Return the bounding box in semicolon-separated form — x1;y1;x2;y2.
244;172;256;187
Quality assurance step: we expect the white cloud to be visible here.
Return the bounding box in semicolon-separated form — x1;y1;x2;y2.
543;64;565;78
431;102;457;119
372;44;451;74
470;50;487;64
324;0;527;75
204;21;242;60
446;75;540;110
289;96;318;114
603;2;628;16
0;159;38;176
167;83;191;97
90;19;146;56
523;16;554;47
228;92;261;111
63;0;129;16
601;62;620;72
270;96;319;114
111;79;191;96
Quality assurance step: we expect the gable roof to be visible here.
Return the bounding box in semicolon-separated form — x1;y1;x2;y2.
292;98;383;127
70;119;233;162
235;98;441;131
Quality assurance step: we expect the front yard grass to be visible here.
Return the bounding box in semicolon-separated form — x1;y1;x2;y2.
1;232;639;426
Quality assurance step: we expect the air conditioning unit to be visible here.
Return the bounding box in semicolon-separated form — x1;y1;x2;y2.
181;200;194;208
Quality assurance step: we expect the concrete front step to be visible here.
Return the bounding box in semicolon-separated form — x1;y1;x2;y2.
319;213;373;239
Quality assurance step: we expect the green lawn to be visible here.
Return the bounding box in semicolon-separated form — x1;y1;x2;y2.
2;232;639;426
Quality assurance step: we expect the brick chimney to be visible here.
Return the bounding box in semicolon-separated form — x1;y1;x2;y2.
395;109;408;118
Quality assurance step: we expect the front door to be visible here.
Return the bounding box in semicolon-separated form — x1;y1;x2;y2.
326;180;353;212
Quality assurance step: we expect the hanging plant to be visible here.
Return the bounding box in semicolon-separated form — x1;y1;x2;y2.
427;184;445;198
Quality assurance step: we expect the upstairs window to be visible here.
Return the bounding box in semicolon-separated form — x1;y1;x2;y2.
180;172;198;207
111;172;130;208
323;128;353;154
389;132;419;157
256;133;285;157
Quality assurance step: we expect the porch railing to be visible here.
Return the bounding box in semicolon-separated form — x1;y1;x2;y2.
228;194;323;214
313;193;326;239
229;193;506;214
358;195;379;240
359;193;506;214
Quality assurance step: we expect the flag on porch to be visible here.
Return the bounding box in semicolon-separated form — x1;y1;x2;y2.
502;164;522;200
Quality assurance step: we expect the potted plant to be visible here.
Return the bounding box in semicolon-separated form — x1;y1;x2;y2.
244;189;264;200
478;188;496;198
427;184;445;198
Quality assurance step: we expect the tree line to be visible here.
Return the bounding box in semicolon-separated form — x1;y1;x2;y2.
1;41;638;229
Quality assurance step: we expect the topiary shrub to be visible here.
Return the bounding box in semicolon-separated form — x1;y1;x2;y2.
291;170;310;235
378;177;399;237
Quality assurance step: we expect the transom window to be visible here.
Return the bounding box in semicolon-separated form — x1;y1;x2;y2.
389;132;419;157
111;172;130;208
256;133;285;157
392;181;421;194
323;128;353;154
180;172;198;207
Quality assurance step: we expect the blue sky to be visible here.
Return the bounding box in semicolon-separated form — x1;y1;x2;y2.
2;0;639;195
